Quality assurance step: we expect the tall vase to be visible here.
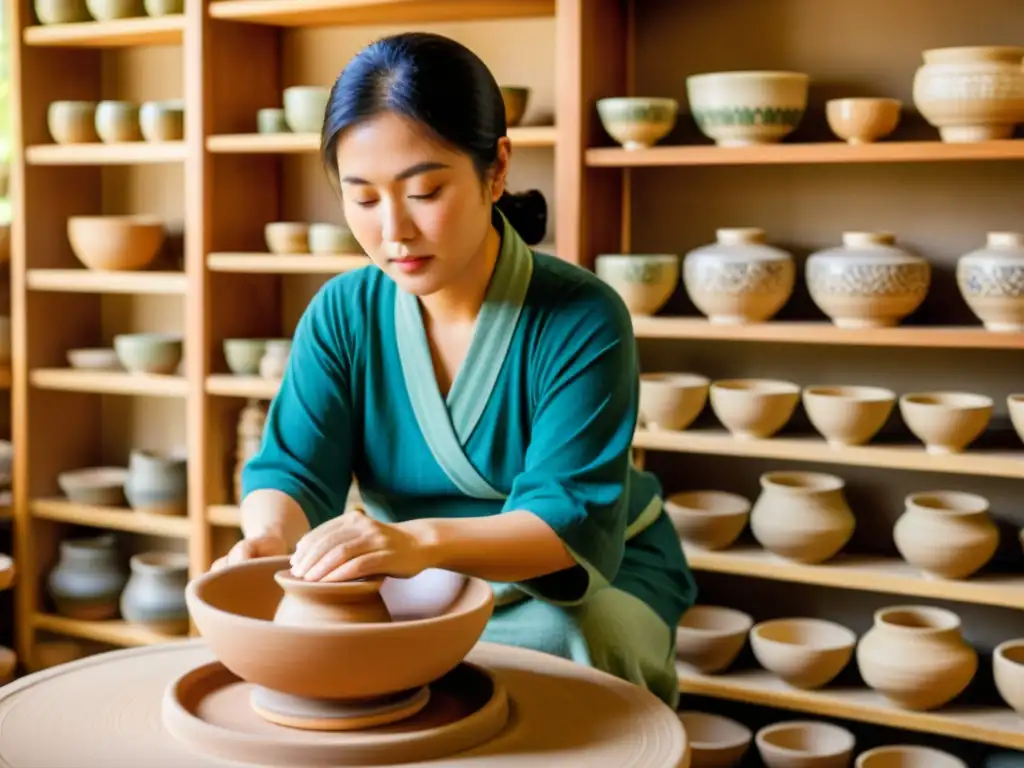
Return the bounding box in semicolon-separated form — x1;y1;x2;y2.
957;232;1024;332
120;551;190;634
47;534;128;620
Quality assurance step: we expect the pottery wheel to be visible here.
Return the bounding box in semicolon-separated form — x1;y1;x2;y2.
250;683;431;731
0;640;690;768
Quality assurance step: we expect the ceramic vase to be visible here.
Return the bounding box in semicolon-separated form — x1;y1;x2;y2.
893;491;998;579
856;605;978;710
957;232;1024;332
273;571;392;627
47;534;127;620
806;231;931;328
124;449;187;515
682;228;795;324
120;551;189;634
749;471;855;564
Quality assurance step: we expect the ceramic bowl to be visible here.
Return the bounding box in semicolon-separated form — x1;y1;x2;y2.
265;221;309;254
143;0;182;14
664;490;750;551
140;100;185;142
677;711;752;767
709;378;801;440
675;604;753;674
47;101;99;144
802;385;896;447
223;338;267;376
899;391;993;454
826;97;901;144
86;0;144;19
994;638;1024;715
114;333;183;374
67;347;121;371
756;721;856;768
282;85;330;134
187;556;494;701
34;0;91;23
257;108;290;134
1007;394;1024;444
308;222;360;254
856;746;967;768
500;86;530;126
95;100;142;143
595;254;679;315
67;214;166;271
750;618;856;690
639;372;709;430
687;71;809;146
596;97;678;150
57;467;128;507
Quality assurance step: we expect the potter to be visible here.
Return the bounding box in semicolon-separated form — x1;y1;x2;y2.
214;31;696;709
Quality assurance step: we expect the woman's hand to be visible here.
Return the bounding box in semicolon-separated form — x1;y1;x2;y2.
289;508;437;582
211;532;290;572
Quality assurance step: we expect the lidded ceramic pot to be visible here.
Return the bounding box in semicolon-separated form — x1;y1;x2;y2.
682;228;795;324
120;551;190;635
47;534;128;620
749;470;855;564
856;605;977;710
806;231;931;328
893;491;998;580
957;232;1024;331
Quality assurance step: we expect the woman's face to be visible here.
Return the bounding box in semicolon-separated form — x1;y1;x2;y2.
334;110;509;297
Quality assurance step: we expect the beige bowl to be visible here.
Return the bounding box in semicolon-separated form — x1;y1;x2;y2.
675;605;753;674
1008;394;1024;444
855;746;966;768
67;347;121;371
749;618;856;690
664;490;750;551
710;378;800;439
802;385;896;447
265;221;309;254
47;101;99;144
994;638;1024;715
826;97;901;144
639;373;709;430
595;254;679;315
677;711;752;768
57;466;128;507
899;391;993;453
500;86;530;127
687;71;809;146
308;222;360;254
67;215;165;271
756;721;855;768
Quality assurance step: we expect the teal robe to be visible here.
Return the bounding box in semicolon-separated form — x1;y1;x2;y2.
242;211;697;708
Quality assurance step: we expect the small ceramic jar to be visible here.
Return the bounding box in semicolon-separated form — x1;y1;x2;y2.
257;108;289;135
34;0;90;23
282;86;330;134
95;101;142;143
139;100;185;142
308;223;361;254
47;534;127;620
86;0;143;19
124;449;187;516
120;551;190;635
957;232;1024;332
47;101;99;144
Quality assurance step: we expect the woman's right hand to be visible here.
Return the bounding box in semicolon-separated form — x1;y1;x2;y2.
211;533;290;572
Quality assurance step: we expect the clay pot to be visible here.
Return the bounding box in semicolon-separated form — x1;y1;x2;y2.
639;373;709;430
893;491;998;579
257;108;289;134
114;333;183;375
143;0;182;14
677;711;751;767
258;339;291;379
1009;395;1024;445
86;0;144;19
264;221;309;254
675;605;752;674
282;85;330;133
120;551;190;634
709;379;800;440
596;97;678;150
67;347;121;371
686;71;809;146
749;618;856;690
682;228;796;324
47;101;99;144
957;232;1024;332
34;0;90;23
47;534;128;620
139;100;184;142
223;338;266;376
826;97;901;144
124;449;187;515
993;639;1024;715
856;605;977;710
308;222;360;254
749;471;855;564
664;490;750;551
273;572;392;627
755;721;855;768
594;254;679;315
500;86;530;126
57;466;128;506
899;391;993;454
802;385;896;448
67;214;165;271
95;100;142;142
856;746;966;768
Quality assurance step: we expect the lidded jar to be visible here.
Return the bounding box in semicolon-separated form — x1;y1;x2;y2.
683;228;795;324
806;231;930;328
957;232;1024;332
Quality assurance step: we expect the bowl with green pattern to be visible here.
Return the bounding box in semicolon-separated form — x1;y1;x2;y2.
686;71;809;146
596;97;678;150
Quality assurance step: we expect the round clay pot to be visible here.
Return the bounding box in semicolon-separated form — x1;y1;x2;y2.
124;448;187;515
86;0;143;18
664;490;750;551
677;710;752;767
675;604;752;674
856;745;967;768
67;214;165;271
893;490;998;579
749;471;855;564
825;97;901;144
34;0;90;23
500;86;530;127
855;605;978;710
47;101;99;144
273;572;392;627
57;466;128;506
749;618;856;690
223;338;267;376
282;85;330;133
113;332;183;374
993;638;1024;715
257;107;290;134
639;372;709;430
143;0;182;14
594;254;680;315
120;551;190;634
957;232;1024;331
686;71;809;146
264;221;309;254
899;391;993;454
596;97;678;150
139;100;184;142
95;100;142;142
709;378;800;440
308;222;360;254
755;720;855;768
802;385;896;447
47;534;128;621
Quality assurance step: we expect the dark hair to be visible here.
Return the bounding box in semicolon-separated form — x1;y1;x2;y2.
320;31;547;246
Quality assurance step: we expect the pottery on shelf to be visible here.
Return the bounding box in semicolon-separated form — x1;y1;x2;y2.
675;604;753;674
57;466;128;507
95;100;142;142
120;551;190;634
755;721;856;768
709;378;800;440
957;232;1024;332
912;46;1024;143
47;534;128;620
308;222;361;254
806;231;931;328
114;332;183;374
893;490;999;579
749;617;856;690
500;86;530;126
273;572;392;627
856;745;967;768
682;228;795;324
825;97;901;144
638;372;709;431
143;0;182;14
124;449;187;515
594;254;679;315
67;347;121;371
283;86;330;133
677;711;752;767
856;605;977;710
749;471;855;565
67;215;166;271
898;391;993;454
265;221;309;254
664;490;750;551
1009;395;1024;444
140;100;185;142
86;0;144;20
802;385;896;447
257;107;289;134
47;101;99;144
34;0;91;23
223;338;266;376
686;71;809;146
993;639;1024;715
596;97;678;150
258;339;291;380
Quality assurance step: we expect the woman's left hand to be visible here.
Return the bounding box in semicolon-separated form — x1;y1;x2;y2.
289;508;435;582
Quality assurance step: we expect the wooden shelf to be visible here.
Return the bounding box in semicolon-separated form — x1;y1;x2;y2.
208;504;241;527
685;545;1024;610
26;269;187;294
207;252;370;274
635;428;1024;479
32;614;185;647
0;367;10;390
30;369;189;397
677;665;1024;750
31;499;191;538
25;141;187;165
631;317;1024;350
206;374;280;399
22;15;185;47
587;140;1024;168
207;0;555;27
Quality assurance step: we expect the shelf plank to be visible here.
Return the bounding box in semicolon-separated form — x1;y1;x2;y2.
208;504;241;527
25;141;187;165
677;665;1024;750
32;613;185;647
588;139;1024;168
207;0;555;27
30;369;188;397
32;499;190;538
26;269;187;294
631;316;1024;350
23;15;185;47
207;252;370;274
685;545;1024;610
634;428;1024;479
206;374;280;399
